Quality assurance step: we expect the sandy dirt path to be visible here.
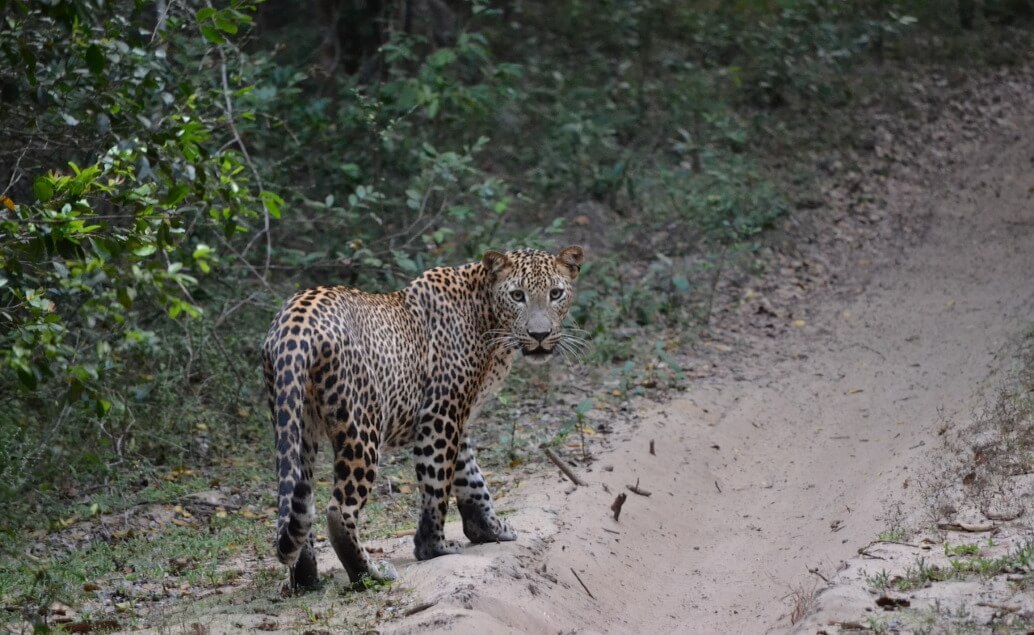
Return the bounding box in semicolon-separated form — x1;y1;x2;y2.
360;69;1034;635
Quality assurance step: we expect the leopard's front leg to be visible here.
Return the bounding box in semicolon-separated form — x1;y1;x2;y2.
412;411;464;560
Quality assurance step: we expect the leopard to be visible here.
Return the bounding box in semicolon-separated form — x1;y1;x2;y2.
261;245;585;590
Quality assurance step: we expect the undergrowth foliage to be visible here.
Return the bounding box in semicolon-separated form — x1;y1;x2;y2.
4;0;1034;622
0;0;277;499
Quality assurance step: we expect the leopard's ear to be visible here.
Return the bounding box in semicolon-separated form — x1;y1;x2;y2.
556;245;584;279
482;250;513;280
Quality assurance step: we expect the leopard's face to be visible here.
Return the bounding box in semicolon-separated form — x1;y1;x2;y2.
483;246;584;365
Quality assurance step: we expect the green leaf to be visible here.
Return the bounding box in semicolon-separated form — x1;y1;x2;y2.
200;25;225;45
196;7;217;21
260;191;284;219
427;48;457;68
192;244;213;260
214;13;239;34
393;251;418;272
85;44;105;74
117;287;133;310
33;176;53;203
95;398;112;417
162;183;189;207
16;367;37;390
672;275;690;293
133;244;157;257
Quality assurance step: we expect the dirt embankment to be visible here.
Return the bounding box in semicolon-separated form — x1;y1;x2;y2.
371;66;1034;634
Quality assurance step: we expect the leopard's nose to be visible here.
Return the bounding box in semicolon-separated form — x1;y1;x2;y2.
528;330;549;343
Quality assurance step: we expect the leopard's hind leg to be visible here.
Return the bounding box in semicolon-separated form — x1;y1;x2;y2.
320;369;397;583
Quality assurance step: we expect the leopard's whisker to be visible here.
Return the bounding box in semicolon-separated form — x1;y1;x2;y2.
559;335;590;354
558;345;583;366
561;334;589;347
567;338;590;358
562;330;590;343
556;339;585;362
557;346;574;364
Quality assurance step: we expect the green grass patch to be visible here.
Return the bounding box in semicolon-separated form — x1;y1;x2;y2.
0;513;267;625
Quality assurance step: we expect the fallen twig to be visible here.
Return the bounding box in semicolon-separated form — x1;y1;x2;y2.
544;447;586;486
611;493;627;521
626;478;652;497
601;528;620;535
404;601;437;617
976;601;1020;613
862;539;921;551
937;521;996;533
807;566;830;584
857;547;886;560
649;439;655;455
570;567;595;600
714;480;722;494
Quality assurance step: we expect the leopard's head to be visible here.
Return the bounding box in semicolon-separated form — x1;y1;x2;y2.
483;245;585;365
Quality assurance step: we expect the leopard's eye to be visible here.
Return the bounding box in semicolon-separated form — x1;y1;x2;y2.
510;289;526;302
549;288;564;301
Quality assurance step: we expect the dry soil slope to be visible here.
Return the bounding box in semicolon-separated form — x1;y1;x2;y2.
380;67;1034;634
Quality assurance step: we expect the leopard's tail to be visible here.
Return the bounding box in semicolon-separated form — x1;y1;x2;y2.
263;336;315;568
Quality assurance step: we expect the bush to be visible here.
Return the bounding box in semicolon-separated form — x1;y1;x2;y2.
0;0;271;501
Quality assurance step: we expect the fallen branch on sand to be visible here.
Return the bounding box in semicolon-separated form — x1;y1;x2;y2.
626;478;652;497
544;447;586;486
570;567;596;600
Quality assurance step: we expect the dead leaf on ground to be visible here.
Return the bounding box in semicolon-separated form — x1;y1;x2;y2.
66;619;120;633
875;596;910;610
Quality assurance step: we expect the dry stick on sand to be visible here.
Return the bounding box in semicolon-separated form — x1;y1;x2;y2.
544;447;587;486
626;478;652;497
936;521;996;533
611;492;627;521
404;601;437;617
570;568;596;600
649;439;655;455
807;566;831;584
